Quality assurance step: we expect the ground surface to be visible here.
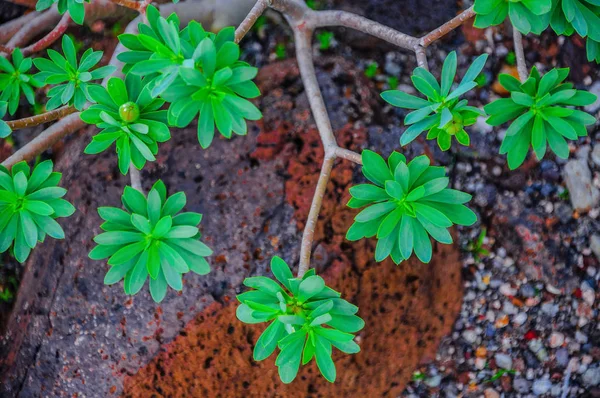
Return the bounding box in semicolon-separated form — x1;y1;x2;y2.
1;0;600;397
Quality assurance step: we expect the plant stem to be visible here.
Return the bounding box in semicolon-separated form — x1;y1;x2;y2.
1;113;85;169
419;6;475;47
20;13;70;56
6;106;76;130
334;147;362;164
235;0;268;43
298;155;334;278
312;10;418;50
293;26;336;148
512;28;528;82
129;163;143;193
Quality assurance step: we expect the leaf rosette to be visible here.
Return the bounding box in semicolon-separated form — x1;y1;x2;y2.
0;48;43;116
381;51;488;150
89;181;212;303
0;160;75;263
34;35;115;110
81;75;170;175
236;257;364;384
484;67;597;169
346;150;477;264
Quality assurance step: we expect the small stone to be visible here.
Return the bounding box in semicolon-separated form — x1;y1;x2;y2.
532;379;552;395
475;357;487;370
546;284;562;295
592;145;600;167
576;331;589;344
549;332;565;348
513;312;527;326
484;388;500;398
563;159;600;212
584;81;600;114
503;301;518;315
462;330;478;344
541;303;559;317
582;288;596;306
513;377;531;393
495;353;513;370
520;284;536;298
500;283;517;296
529;339;549;362
555;348;569;367
583;368;600;387
425;374;442;388
476;346;488;358
495;315;509;328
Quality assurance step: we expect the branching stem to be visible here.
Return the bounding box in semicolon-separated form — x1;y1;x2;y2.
6;106;76;130
20;13;71;56
233;0;480;276
234;0;268;43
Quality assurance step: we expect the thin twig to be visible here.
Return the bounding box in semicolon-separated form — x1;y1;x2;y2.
415;46;428;70
235;0;268;43
334;147;362;164
293;27;336;148
420;6;475;47
312;10;418;50
129;163;143;192
512;28;528;82
6;106;76;130
20;13;70;56
298;155;335;277
1;113;85;169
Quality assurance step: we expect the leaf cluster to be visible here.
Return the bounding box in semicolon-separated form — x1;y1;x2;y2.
474;0;600;62
550;0;600;63
381;52;488;150
347;150;476;264
0;48;43;116
117;6;262;148
474;0;552;34
36;0;90;25
89;181;212;303
34;35;115;110
484;67;597;169
81;75;170;174
0;160;75;263
236;257;363;384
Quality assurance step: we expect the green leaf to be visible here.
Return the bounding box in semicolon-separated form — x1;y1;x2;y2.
254;320;285;361
298;275;325;302
315;337;336;382
271;256;293;291
361;150;393;186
